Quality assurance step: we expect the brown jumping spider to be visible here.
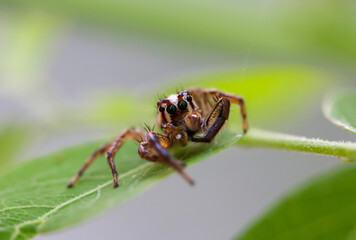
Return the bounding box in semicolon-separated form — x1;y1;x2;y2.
67;87;247;188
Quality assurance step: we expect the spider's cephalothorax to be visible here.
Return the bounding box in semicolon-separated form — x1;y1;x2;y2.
67;88;248;188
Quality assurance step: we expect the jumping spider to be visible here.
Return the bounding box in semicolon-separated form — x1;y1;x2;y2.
67;87;248;188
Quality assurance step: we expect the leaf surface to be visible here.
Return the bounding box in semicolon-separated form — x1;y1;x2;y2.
0;130;240;239
235;164;356;240
323;91;356;134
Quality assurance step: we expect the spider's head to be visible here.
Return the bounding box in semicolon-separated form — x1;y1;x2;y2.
156;90;200;130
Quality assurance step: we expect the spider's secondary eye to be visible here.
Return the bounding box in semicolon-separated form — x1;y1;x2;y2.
178;100;188;110
166;104;177;114
187;96;192;102
159;106;165;112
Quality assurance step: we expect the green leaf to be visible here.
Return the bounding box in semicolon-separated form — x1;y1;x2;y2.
323;91;356;134
235;164;356;240
0;129;241;239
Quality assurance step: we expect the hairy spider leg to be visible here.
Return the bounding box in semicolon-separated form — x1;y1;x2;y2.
191;97;230;143
139;132;194;185
67;142;112;188
188;88;248;134
106;128;145;188
67;128;144;188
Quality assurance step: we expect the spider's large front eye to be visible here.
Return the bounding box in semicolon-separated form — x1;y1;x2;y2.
159;106;165;112
166;104;177;114
187;95;192;102
178;100;187;110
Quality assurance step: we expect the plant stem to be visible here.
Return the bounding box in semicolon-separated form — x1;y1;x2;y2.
238;128;356;162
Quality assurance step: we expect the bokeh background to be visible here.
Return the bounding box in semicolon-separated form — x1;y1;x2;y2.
0;0;355;239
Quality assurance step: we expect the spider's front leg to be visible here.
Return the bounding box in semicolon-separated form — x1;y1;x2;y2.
67;128;144;188
191;97;230;143
138;131;194;185
189;87;248;133
105;128;145;188
67;142;113;188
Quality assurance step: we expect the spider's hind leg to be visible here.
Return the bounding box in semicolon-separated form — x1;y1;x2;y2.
138;131;194;185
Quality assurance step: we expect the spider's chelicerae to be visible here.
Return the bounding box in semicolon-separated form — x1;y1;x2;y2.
67;87;248;188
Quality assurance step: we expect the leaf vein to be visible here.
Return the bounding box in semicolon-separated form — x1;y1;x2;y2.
0;205;54;213
9;162;152;240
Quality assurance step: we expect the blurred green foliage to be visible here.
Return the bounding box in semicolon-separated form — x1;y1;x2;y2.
1;0;356;65
187;66;327;128
0;125;29;169
82;65;327;128
0;11;61;89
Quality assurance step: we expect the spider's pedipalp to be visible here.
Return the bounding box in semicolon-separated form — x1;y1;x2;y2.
140;131;194;185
